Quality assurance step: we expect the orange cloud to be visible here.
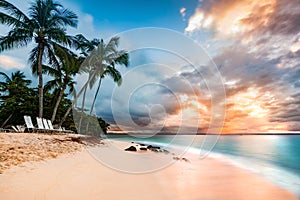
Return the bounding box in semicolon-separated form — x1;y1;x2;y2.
221;86;290;133
185;0;276;38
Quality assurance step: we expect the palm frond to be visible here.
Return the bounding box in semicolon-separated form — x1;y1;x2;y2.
53;8;78;28
0;30;32;51
0;71;11;83
0;12;28;27
105;66;122;86
0;0;30;23
115;52;129;67
44;79;59;92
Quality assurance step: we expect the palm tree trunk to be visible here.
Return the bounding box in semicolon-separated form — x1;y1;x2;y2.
1;113;13;128
57;105;72;128
78;84;88;132
38;43;45;118
51;84;67;123
57;72;96;129
89;78;102;115
85;78;102;134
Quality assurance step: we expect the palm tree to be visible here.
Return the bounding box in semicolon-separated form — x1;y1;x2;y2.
57;36;129;132
84;66;122;133
44;44;83;123
0;0;78;117
0;71;31;95
89;63;124;115
0;71;31;127
57;34;100;128
78;37;128;132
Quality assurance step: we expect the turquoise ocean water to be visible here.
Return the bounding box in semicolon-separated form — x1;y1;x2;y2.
107;134;300;197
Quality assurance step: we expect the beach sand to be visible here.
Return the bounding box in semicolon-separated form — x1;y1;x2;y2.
0;132;298;200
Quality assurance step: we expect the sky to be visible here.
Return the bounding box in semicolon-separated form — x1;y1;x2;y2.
0;0;300;134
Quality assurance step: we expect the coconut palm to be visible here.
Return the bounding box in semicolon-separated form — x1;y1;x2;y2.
57;36;129;132
44;44;83;123
88;67;121;115
84;66;122;133
56;34;101;128
88;50;129;116
78;37;128;132
0;71;31;127
0;71;31;96
0;0;78;117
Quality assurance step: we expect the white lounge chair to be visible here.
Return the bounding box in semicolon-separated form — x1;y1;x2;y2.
11;126;19;132
47;120;62;133
24;115;38;132
36;117;47;133
46;119;73;134
16;125;25;132
62;127;74;134
42;118;50;130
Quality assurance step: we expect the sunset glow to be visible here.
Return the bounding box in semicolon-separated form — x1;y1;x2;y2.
1;0;299;134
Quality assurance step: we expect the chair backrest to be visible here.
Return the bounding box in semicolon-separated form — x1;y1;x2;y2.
36;117;44;129
16;125;25;132
12;126;18;132
24;116;34;129
47;120;54;130
43;118;50;130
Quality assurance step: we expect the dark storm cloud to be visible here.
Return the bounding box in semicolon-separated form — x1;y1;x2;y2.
270;98;300;122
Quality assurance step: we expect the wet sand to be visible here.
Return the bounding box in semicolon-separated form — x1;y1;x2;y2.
0;133;298;200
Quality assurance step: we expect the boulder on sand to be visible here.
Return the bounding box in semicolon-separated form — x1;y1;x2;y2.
147;145;160;149
125;146;137;151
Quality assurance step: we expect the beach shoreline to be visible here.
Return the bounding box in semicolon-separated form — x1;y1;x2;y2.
0;132;298;200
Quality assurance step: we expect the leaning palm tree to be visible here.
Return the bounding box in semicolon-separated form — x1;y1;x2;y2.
88;50;128;116
44;44;83;123
89;60;126;115
0;0;78;117
57;36;129;132
57;34;101;128
84;66;122;133
78;37;129;132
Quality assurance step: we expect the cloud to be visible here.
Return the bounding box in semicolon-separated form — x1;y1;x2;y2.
0;55;25;70
288;123;300;132
180;7;186;20
270;98;300;122
186;0;273;34
185;0;283;36
184;0;300;58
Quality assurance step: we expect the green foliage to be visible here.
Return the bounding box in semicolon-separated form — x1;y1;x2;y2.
0;70;110;134
0;0;127;135
0;0;78;117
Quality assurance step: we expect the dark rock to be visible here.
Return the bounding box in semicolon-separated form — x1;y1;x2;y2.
147;145;160;149
162;149;170;154
140;147;147;151
125;146;137;151
138;143;146;146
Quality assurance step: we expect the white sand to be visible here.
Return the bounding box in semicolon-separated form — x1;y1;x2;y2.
0;136;298;200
